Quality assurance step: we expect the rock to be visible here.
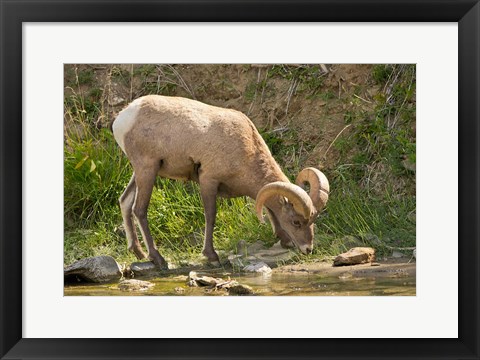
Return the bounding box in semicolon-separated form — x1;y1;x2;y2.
174;287;185;293
188;271;220;287
246;240;267;254
117;279;154;291
412;249;416;258
227;283;254;295
231;241;295;268
188;271;254;295
235;240;248;255
333;247;376;266
243;261;272;274
109;94;126;107
249;241;296;267
392;250;404;258
64;255;122;283
130;261;160;277
235;240;266;257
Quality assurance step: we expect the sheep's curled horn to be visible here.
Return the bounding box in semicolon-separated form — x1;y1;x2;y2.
295;167;330;212
255;182;315;222
255;167;329;223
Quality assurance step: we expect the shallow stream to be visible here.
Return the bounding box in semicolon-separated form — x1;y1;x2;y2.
64;270;416;296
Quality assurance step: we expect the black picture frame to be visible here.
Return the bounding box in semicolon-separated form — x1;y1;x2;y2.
1;1;479;359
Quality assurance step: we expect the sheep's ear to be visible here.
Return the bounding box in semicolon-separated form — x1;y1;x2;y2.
279;196;288;205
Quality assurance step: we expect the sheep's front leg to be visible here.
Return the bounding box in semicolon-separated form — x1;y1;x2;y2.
199;179;220;265
132;166;168;270
119;174;148;260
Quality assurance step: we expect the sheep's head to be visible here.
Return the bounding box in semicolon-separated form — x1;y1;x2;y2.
255;168;329;254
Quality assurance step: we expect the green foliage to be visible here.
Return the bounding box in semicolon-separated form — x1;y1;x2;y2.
318;90;336;101
259;130;284;155
319;179;415;248
342;65;416;181
244;78;273;102
111;66;132;86
64;88;101;124
372;64;393;84
77;68;95;85
64;128;131;226
136;65;178;96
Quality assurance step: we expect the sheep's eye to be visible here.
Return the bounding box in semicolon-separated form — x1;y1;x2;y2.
292;220;301;227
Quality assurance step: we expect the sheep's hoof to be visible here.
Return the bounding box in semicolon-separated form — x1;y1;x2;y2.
202;250;221;267
149;253;168;270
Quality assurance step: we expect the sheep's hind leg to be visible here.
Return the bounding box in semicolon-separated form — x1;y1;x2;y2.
199;178;221;266
132;165;168;270
119;174;147;260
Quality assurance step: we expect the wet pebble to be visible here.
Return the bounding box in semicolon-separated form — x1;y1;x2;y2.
117;279;154;292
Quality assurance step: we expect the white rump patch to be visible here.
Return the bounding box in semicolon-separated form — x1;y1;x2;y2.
112;98;142;153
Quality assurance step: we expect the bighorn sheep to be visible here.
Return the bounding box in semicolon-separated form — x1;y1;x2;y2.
112;95;329;269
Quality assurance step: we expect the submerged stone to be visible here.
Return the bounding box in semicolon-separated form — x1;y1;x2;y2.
117;279;154;292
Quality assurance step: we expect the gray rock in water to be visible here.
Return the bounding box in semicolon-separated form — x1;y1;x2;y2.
333;247;376;266
243;261;272;274
117;279;154;292
64;255;122;283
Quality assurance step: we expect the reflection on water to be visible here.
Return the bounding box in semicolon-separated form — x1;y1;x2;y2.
64;272;416;296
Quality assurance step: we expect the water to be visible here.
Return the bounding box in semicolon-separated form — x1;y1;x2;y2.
64;271;416;296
